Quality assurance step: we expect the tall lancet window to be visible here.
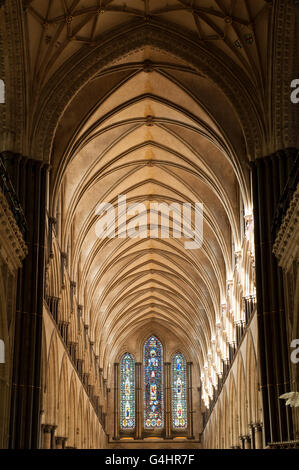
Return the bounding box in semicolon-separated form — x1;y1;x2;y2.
120;353;135;430
172;353;187;429
144;335;163;429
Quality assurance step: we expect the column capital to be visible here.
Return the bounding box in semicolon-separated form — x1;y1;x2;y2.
253;422;263;431
42;424;53;434
55;436;66;449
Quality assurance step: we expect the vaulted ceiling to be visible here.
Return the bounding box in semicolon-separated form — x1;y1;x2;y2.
25;0;270;88
51;46;250;369
19;0;274;370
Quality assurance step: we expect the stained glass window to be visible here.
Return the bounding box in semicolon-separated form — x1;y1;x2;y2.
144;335;164;429
172;353;187;429
120;353;135;430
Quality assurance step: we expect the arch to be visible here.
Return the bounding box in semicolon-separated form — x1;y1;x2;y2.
236;354;248;438
120;352;135;430
144;335;164;429
57;355;68;438
245;331;261;426
68;374;78;448
228;374;238;447
44;332;59;426
77;390;85;449
85;402;91;449
171;352;187;430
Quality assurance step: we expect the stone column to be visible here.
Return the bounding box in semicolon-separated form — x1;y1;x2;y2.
113;363;119;440
249;423;255;449
55;436;64;449
187;362;194;439
2;153;49;449
42;425;52;449
251;148;297;445
254;423;263;449
135;362;142;439
244;435;251;449
164;362;171;439
239;435;245;449
51;425;57;449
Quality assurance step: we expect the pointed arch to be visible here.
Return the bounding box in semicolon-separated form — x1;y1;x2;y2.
144;335;164;429
171;352;187;429
120;352;135;430
57;355;68;438
68;373;78;448
44;332;59;426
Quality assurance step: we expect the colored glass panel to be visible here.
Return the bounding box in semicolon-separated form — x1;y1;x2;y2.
172;353;187;429
144;336;163;429
120;353;135;430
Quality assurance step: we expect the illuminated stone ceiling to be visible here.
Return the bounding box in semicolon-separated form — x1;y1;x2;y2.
25;0;271;88
19;0;277;376
49;48;254;375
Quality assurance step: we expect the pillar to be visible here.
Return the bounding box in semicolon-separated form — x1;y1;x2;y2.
135;362;142;439
239;435;245;449
113;363;119;440
244;435;251;449
164;362;171;439
187;362;194;439
42;425;52;449
2;152;49;449
55;436;64;449
51;425;57;449
249;423;255;449
254;423;264;449
251;148;297;445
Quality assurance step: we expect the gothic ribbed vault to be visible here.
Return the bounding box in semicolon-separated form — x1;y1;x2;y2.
46;37;256;401
1;0;296;450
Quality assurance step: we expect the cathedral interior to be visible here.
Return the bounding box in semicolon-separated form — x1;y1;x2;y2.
0;0;298;450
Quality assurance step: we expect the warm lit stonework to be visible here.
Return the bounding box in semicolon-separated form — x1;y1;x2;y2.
0;0;298;450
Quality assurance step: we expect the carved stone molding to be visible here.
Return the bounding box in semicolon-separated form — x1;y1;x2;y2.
0;186;27;272
273;183;299;271
1;0;26;153
272;0;299;151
